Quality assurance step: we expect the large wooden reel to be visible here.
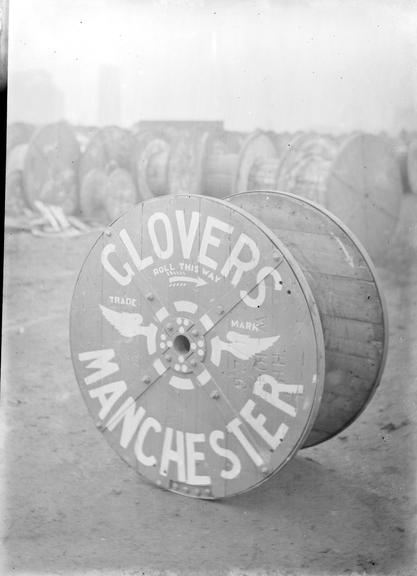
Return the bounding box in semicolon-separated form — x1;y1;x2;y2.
227;191;388;447
132;126;220;198
276;133;403;263
131;129;172;199
202;131;277;198
80;167;138;224
71;195;325;499
22;121;81;214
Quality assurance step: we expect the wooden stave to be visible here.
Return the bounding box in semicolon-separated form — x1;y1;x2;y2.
227;189;388;448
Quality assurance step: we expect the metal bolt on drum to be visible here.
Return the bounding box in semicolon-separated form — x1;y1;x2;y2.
70;193;387;499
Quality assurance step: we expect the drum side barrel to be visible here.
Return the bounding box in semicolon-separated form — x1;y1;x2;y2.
227;190;388;447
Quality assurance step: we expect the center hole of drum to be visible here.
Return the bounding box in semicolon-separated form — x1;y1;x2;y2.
173;334;191;354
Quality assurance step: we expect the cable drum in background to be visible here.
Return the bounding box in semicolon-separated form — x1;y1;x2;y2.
79;125;136;185
22;121;81;215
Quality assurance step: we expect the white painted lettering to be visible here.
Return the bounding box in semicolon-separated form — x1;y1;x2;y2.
221;233;260;287
253;374;304;417
240;399;288;450
78;349;119;386
241;266;283;308
101;244;135;286
209;430;241;480
185;433;211;486
119;228;153;271
106;397;146;449
176;210;200;259
134;417;162;466
160;427;186;482
198;216;233;270
148;212;174;260
226;418;263;466
89;380;127;420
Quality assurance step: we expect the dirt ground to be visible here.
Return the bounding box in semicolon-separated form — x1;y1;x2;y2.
1;195;417;576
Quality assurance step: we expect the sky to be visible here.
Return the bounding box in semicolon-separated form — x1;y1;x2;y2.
7;0;417;133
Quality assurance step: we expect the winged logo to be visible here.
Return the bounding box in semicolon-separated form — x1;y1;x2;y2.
210;331;280;367
100;305;158;354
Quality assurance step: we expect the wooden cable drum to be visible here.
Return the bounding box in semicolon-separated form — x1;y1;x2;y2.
227;190;387;447
406;139;417;195
200;130;247;198
202;130;277;198
168;129;210;195
79;126;135;185
80;167;138;224
79;168;109;223
131;129;172;199
74;125;98;154
245;132;329;193
277;133;339;206
131;122;225;197
22;121;81;214
70;191;388;498
244;132;297;191
104;168;138;222
71;194;326;498
276;133;403;263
